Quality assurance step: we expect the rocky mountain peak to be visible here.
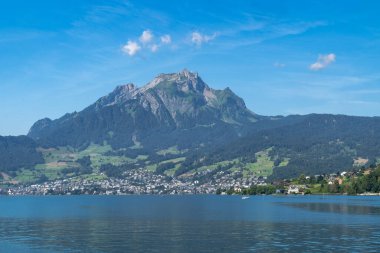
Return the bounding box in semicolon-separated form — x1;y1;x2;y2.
28;70;259;149
175;69;204;92
141;69;205;94
112;83;137;96
178;68;198;78
95;83;137;108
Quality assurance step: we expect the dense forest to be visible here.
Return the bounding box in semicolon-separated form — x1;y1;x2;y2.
2;113;380;182
183;114;380;179
318;166;380;195
0;136;43;172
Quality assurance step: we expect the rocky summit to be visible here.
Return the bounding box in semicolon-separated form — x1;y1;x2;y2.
28;70;259;150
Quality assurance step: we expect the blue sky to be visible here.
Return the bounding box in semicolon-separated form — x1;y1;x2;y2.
1;0;380;135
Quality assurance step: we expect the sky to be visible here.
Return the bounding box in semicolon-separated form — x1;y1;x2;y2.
1;0;380;135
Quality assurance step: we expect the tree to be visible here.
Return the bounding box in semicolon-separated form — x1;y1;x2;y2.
298;174;307;184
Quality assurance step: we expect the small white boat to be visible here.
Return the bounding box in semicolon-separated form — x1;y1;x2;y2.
242;196;250;200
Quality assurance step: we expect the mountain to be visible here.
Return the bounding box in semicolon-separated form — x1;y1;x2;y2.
191;114;380;179
29;69;259;151
0;136;43;173
1;69;378;184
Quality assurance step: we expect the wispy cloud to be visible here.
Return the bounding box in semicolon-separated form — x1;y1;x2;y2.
150;44;158;52
274;62;285;68
271;21;326;37
310;53;336;71
160;34;171;44
215;20;326;50
191;32;217;46
264;72;380;116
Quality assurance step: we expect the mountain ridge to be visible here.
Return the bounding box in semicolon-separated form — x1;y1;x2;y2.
28;69;259;150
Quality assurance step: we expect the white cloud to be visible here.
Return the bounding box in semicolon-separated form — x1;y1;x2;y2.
310;53;336;71
310;62;324;70
139;30;153;43
150;44;158;52
122;40;141;56
122;29;218;57
122;30;173;56
191;32;217;46
160;34;171;44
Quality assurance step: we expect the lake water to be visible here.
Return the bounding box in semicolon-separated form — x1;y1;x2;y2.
1;195;380;252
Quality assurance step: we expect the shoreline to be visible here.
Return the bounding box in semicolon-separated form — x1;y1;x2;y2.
1;192;379;197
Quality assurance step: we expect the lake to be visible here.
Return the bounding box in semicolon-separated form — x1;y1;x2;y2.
1;195;380;252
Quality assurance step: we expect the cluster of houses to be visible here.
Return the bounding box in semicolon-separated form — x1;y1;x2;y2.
279;171;358;195
0;167;267;195
2;166;372;196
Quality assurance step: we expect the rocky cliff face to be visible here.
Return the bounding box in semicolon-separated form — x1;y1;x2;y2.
28;70;259;150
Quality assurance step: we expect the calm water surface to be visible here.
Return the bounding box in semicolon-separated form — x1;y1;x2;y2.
1;195;380;252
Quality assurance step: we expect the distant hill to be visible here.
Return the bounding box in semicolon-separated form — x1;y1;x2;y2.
0;136;43;173
194;114;380;179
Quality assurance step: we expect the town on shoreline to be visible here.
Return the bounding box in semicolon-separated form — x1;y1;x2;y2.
1;165;379;196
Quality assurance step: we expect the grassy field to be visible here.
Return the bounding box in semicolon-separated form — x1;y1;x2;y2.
241;149;290;177
21;143;148;183
14;169;38;183
144;157;186;174
178;149;284;178
309;184;323;194
241;149;274;177
194;160;236;173
279;158;290;167
146;164;157;172
164;163;182;176
156;146;184;155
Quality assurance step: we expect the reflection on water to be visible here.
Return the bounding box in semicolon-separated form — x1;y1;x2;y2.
2;217;380;253
284;202;380;215
1;195;380;253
